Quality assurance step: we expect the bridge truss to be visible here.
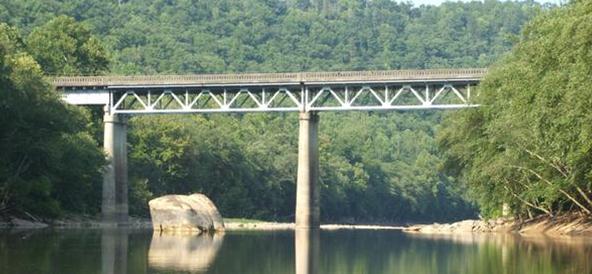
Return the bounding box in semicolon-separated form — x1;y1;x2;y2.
54;69;484;114
53;68;485;227
108;83;477;114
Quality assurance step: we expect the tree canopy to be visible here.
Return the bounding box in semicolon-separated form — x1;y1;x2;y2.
0;0;543;74
438;0;592;218
26;15;109;75
0;21;106;217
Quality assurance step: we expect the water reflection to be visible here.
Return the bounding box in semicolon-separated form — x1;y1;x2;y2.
295;229;319;274
1;229;592;274
101;229;128;274
406;233;592;274
148;232;224;272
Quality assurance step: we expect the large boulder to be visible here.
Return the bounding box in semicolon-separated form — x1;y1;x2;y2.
149;194;224;233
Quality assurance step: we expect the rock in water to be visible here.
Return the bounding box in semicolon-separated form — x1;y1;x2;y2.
149;194;225;233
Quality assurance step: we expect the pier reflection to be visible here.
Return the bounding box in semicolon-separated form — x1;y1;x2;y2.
101;229;128;274
295;229;320;274
3;229;592;274
148;232;224;273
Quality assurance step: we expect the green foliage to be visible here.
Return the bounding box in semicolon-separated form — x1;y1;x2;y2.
125;111;477;222
438;1;592;218
26;15;109;75
0;23;105;217
0;0;542;74
128;114;300;219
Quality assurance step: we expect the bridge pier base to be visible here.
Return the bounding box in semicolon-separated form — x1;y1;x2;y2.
296;112;320;229
102;109;129;224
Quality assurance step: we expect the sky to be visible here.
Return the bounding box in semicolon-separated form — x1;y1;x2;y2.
403;0;565;6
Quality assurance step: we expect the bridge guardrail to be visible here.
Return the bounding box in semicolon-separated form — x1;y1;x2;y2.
51;68;487;87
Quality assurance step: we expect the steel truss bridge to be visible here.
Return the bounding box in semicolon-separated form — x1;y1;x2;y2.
53;68;486;113
52;68;486;228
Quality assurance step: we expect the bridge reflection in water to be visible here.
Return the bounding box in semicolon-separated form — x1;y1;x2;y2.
140;230;321;274
295;229;320;274
99;229;592;274
101;229;322;274
101;230;128;274
1;229;591;273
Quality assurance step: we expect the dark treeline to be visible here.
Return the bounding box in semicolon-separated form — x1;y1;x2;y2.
0;0;549;222
0;19;107;217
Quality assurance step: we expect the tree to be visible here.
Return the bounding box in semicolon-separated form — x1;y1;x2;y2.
26;15;109;75
0;23;105;217
438;0;592;218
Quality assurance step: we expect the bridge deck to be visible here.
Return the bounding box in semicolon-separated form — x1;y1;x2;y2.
52;68;486;88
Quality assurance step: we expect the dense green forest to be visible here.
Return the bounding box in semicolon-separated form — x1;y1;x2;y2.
0;0;552;223
439;0;592;219
0;19;106;217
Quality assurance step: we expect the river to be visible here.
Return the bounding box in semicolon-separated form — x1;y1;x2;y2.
0;229;591;274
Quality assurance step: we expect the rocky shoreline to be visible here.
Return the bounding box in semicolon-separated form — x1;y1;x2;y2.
3;213;591;238
404;214;592;237
404;218;515;234
0;216;405;231
0;215;152;229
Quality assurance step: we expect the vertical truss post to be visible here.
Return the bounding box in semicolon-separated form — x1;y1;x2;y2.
301;83;308;112
345;86;350;106
424;84;430;105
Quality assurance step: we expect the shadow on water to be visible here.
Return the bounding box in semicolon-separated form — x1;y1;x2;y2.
1;228;592;274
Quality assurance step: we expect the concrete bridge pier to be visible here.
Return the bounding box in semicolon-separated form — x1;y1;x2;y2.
102;108;129;224
295;112;320;229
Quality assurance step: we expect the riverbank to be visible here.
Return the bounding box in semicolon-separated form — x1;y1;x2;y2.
4;213;591;237
404;214;592;237
0;214;152;229
0;215;405;231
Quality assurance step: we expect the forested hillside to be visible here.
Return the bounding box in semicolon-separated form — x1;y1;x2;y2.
1;0;543;74
0;0;548;222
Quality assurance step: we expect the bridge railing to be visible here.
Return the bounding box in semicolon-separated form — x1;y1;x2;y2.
51;68;486;88
300;68;486;82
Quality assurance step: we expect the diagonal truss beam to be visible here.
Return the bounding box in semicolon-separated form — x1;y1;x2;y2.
101;82;479;114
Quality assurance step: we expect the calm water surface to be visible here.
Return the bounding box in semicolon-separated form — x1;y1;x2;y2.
0;228;591;274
